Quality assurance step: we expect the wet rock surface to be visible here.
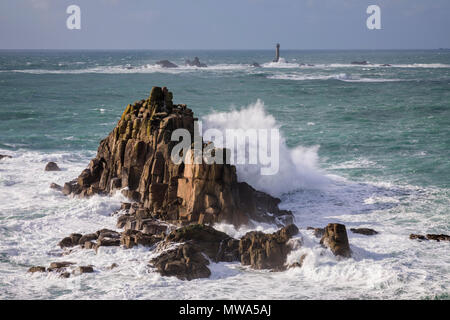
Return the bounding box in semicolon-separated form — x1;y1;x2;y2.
165;224;239;262
239;224;299;270
150;243;211;281
320;223;351;258
410;233;450;242
45;162;60;171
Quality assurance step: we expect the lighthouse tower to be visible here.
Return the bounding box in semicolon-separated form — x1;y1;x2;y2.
273;43;280;62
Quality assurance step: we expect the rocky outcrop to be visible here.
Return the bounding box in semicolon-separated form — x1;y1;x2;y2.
156;60;178;68
165;224;239;262
186;57;207;67
410;233;450;242
150;243;211;281
239;224;299;270
50;86;301;281
59;229;121;251
148;224;298;280
320;223;351;258
350;228;378;236
57;218;300;280
62;86;293;227
45;162;60;171
28;266;46;273
28;262;94;278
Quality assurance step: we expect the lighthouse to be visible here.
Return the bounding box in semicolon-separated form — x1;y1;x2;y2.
273;43;280;62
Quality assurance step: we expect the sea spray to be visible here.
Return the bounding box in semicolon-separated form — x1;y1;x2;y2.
202;100;329;196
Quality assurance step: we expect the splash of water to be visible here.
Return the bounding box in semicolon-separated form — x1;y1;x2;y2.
202;100;329;196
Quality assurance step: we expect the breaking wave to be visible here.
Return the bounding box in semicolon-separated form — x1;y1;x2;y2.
202;100;329;196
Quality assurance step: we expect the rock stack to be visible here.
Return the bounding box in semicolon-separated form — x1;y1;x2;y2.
63;86;293;227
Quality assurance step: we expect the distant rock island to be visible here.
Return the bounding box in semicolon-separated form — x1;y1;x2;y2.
156;60;178;68
185;57;207;67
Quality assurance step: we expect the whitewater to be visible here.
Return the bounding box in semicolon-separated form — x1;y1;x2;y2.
0;49;449;299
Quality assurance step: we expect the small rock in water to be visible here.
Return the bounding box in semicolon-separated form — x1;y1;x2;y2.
0;154;12;160
150;243;211;281
320;223;351;258
426;234;450;241
185;57;207;67
350;228;378;236
45;162;60;171
48;261;75;271
74;266;94;274
288;254;307;269
250;62;261;67
156;60;178;68
239;224;299;270
107;263;118;270
28;266;46;273
410;233;450;242
50;183;63;191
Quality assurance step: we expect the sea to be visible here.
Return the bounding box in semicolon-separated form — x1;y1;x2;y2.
0;49;449;299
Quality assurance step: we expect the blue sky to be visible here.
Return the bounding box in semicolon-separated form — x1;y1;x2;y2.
1;0;449;49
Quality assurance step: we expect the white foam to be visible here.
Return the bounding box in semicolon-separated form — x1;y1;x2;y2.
4;63;251;75
1;139;449;299
268;73;405;83
202;100;329;196
262;57;300;68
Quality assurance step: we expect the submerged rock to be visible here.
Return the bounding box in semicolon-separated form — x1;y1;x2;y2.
74;266;94;274
185;57;207;67
320;223;351;258
62;86;293;227
50;183;63;191
28;266;46;273
156;60;178;68
48;261;75;272
410;233;450;242
350;228;378;236
45;162;60;171
0;154;12;160
426;234;450;241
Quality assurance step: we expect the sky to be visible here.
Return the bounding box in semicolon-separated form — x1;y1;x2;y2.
0;0;449;50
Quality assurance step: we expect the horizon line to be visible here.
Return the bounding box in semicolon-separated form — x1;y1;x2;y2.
0;48;449;51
